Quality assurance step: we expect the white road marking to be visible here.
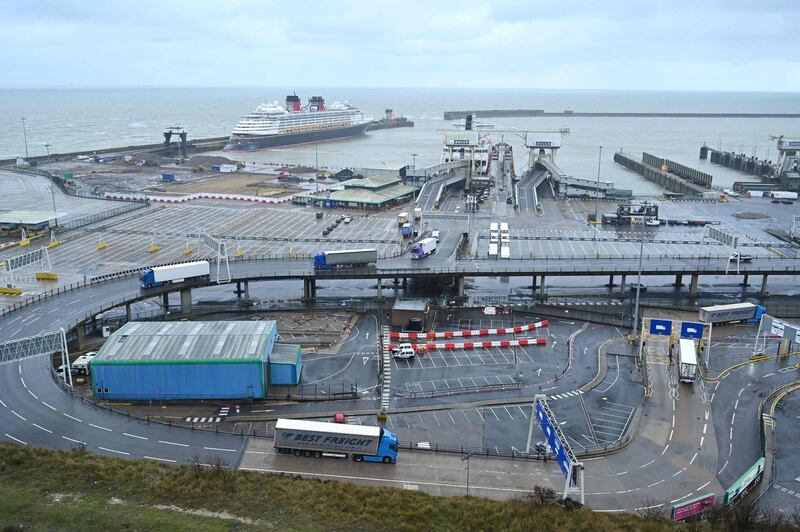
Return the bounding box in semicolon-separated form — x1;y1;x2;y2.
27;390;39;400
700;436;704;447
697;481;711;491
158;440;189;447
718;460;728;474
11;410;26;421
99;446;130;456
690;452;698;464
731;413;735;425
702;424;707;435
4;433;27;445
20;377;26;389
640;460;655;468
669;429;674;441
203;446;237;452
0;399;6;408
89;423;112;432
62;436;86;445
41;401;56;411
145;456;177;463
672;468;686;477
661;444;669;456
63;413;82;422
32;423;52;433
122;432;148;440
648;480;665;487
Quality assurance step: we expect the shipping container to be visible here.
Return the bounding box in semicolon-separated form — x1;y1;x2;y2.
770;191;798;200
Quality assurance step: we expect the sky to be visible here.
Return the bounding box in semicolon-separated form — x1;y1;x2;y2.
1;0;798;91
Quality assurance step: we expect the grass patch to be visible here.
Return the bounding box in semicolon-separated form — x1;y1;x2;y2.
0;444;793;531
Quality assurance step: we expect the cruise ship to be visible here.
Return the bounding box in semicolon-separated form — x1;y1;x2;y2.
223;94;370;151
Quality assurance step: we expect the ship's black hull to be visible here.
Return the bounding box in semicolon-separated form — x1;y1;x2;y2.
223;122;369;151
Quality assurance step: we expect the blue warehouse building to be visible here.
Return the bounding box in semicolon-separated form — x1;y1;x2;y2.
269;343;302;385
92;321;277;401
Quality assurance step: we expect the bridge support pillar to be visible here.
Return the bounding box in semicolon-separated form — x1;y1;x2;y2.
243;280;250;300
162;292;169;316
673;274;683;287
741;274;749;287
761;275;769;295
76;324;85;351
235;281;242;298
377;279;383;298
456;276;465;298
402;277;408;289
531;275;538;290
606;275;615;288
539;275;546;294
619;274;627;294
690;274;699;297
125;303;132;322
180;288;192;315
303;278;316;300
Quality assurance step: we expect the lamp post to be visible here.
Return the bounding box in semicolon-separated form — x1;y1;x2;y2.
21;118;29;158
462;452;473;495
411;153;418;186
594;146;602;220
631;212;646;336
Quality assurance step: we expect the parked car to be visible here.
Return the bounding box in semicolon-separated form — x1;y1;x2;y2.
629;283;647;293
771;199;781;204
344;216;353;223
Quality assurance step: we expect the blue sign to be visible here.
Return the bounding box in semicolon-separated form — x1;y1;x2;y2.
534;141;553;147
325;200;331;208
535;400;572;480
680;322;705;339
452;139;470;145
649;319;672;336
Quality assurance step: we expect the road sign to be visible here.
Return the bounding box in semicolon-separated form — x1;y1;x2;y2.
761;315;799;343
649;319;672;336
705;226;739;249
724;457;764;505
671;493;715;521
535;400;571;478
680;322;705;339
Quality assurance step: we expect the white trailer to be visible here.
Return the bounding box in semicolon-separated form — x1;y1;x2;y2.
770;191;798;200
677;339;697;384
500;246;510;259
274;418;398;463
488;243;498;257
397;212;409;226
139;261;210;289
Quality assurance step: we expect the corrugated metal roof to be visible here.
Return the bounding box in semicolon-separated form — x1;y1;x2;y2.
270;343;300;363
295;183;416;205
393;299;429;311
0;210;66;224
94;321;276;363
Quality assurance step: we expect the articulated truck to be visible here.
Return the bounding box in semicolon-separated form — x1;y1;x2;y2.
699;303;766;324
313;248;378;270
411;237;437;259
139;261;210;289
274;418;398;463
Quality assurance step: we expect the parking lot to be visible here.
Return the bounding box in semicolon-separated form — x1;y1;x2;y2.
403;374;518;393
2;202;404;276
394;344;543;370
474;228;778;260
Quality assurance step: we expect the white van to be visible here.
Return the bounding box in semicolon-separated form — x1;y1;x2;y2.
431;230;440;242
391;343;416;359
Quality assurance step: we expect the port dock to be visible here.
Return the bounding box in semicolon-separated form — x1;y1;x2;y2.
614;152;711;196
444;109;800;120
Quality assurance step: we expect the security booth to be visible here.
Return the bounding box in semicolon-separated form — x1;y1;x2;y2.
391;299;430;330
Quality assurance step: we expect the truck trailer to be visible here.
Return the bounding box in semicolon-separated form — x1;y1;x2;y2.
397;212;409;226
313;248;378;270
677;339;698;384
410;237;437;259
139;260;210;289
274;418;398;463
770;191;798;200
699;303;766;324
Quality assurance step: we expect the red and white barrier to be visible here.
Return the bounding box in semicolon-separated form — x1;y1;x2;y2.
388;338;547;351
388;320;548;340
104;191;298;205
